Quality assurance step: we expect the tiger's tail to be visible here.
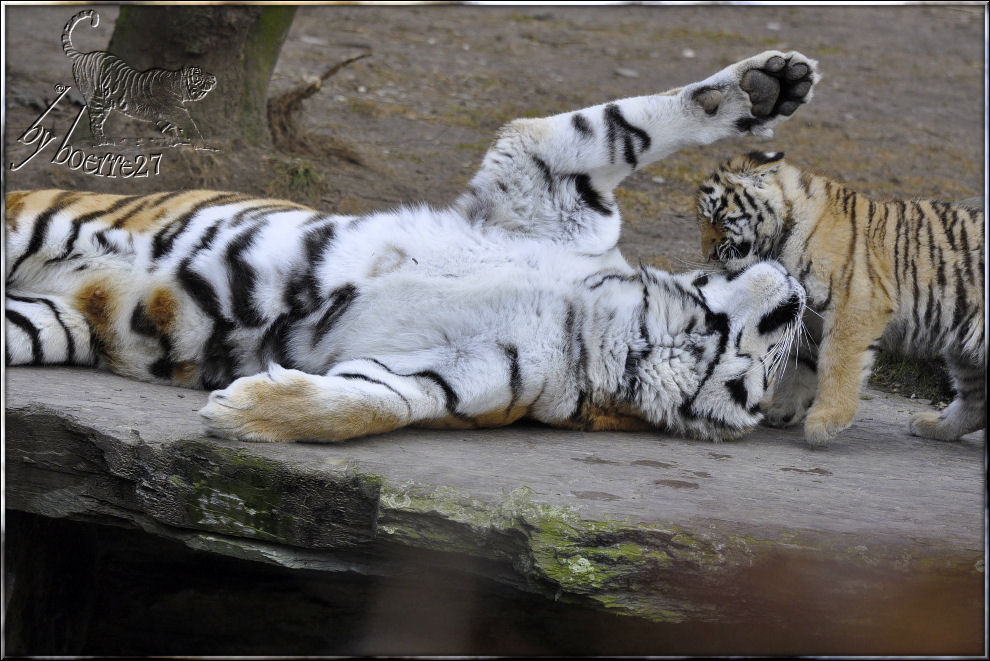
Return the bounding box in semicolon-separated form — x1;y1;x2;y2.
62;9;99;59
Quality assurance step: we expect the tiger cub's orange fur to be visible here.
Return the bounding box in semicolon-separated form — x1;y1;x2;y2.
696;151;985;446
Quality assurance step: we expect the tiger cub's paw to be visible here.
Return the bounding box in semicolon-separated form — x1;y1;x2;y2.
199;366;320;443
908;411;965;442
803;407;854;448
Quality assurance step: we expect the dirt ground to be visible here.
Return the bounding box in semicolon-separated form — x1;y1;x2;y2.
4;3;984;270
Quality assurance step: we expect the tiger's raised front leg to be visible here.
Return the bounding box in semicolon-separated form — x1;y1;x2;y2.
456;50;819;253
199;349;531;443
155;106;203;144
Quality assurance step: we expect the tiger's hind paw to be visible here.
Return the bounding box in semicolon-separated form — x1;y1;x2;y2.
687;51;818;138
908;411;959;441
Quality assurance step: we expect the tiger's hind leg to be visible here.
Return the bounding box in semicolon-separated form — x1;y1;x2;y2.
5;293;96;366
909;355;985;441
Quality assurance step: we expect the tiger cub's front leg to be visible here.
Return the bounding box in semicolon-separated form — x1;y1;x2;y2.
803;312;890;447
762;354;819;428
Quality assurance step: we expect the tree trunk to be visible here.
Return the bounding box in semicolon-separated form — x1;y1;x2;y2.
108;5;296;148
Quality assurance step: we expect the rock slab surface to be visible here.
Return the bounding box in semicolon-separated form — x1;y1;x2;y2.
4;366;985;634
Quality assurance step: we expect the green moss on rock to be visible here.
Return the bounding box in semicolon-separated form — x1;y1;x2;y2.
374;483;726;621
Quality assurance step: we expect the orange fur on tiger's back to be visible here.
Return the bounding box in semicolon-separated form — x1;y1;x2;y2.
5;190;74;231
696;152;985;446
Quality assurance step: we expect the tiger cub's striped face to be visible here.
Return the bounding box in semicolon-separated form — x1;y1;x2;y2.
696;151;788;274
646;260;805;439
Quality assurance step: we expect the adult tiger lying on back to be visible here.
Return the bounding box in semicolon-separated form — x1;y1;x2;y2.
696;151;985;446
5;51;817;443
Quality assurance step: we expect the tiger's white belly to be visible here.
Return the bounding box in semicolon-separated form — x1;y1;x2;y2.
117;205;630;383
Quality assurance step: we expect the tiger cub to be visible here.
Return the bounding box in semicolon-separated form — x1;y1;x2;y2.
6;51;818;443
696;151;985;446
62;10;216;145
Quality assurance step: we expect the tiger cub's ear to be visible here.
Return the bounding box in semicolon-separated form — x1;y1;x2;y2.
745;150;785;166
726;151;785;187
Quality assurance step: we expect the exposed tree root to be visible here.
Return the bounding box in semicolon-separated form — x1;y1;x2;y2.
267;49;372;164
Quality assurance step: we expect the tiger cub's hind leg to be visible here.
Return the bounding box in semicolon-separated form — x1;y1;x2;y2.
5;294;96;366
909;355;986;441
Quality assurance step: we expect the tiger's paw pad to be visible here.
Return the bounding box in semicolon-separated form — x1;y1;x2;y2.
740;52;817;119
735;51;820;135
198;366;317;443
908;411;961;442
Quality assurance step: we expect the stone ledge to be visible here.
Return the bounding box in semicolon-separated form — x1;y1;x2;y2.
4;366;985;627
